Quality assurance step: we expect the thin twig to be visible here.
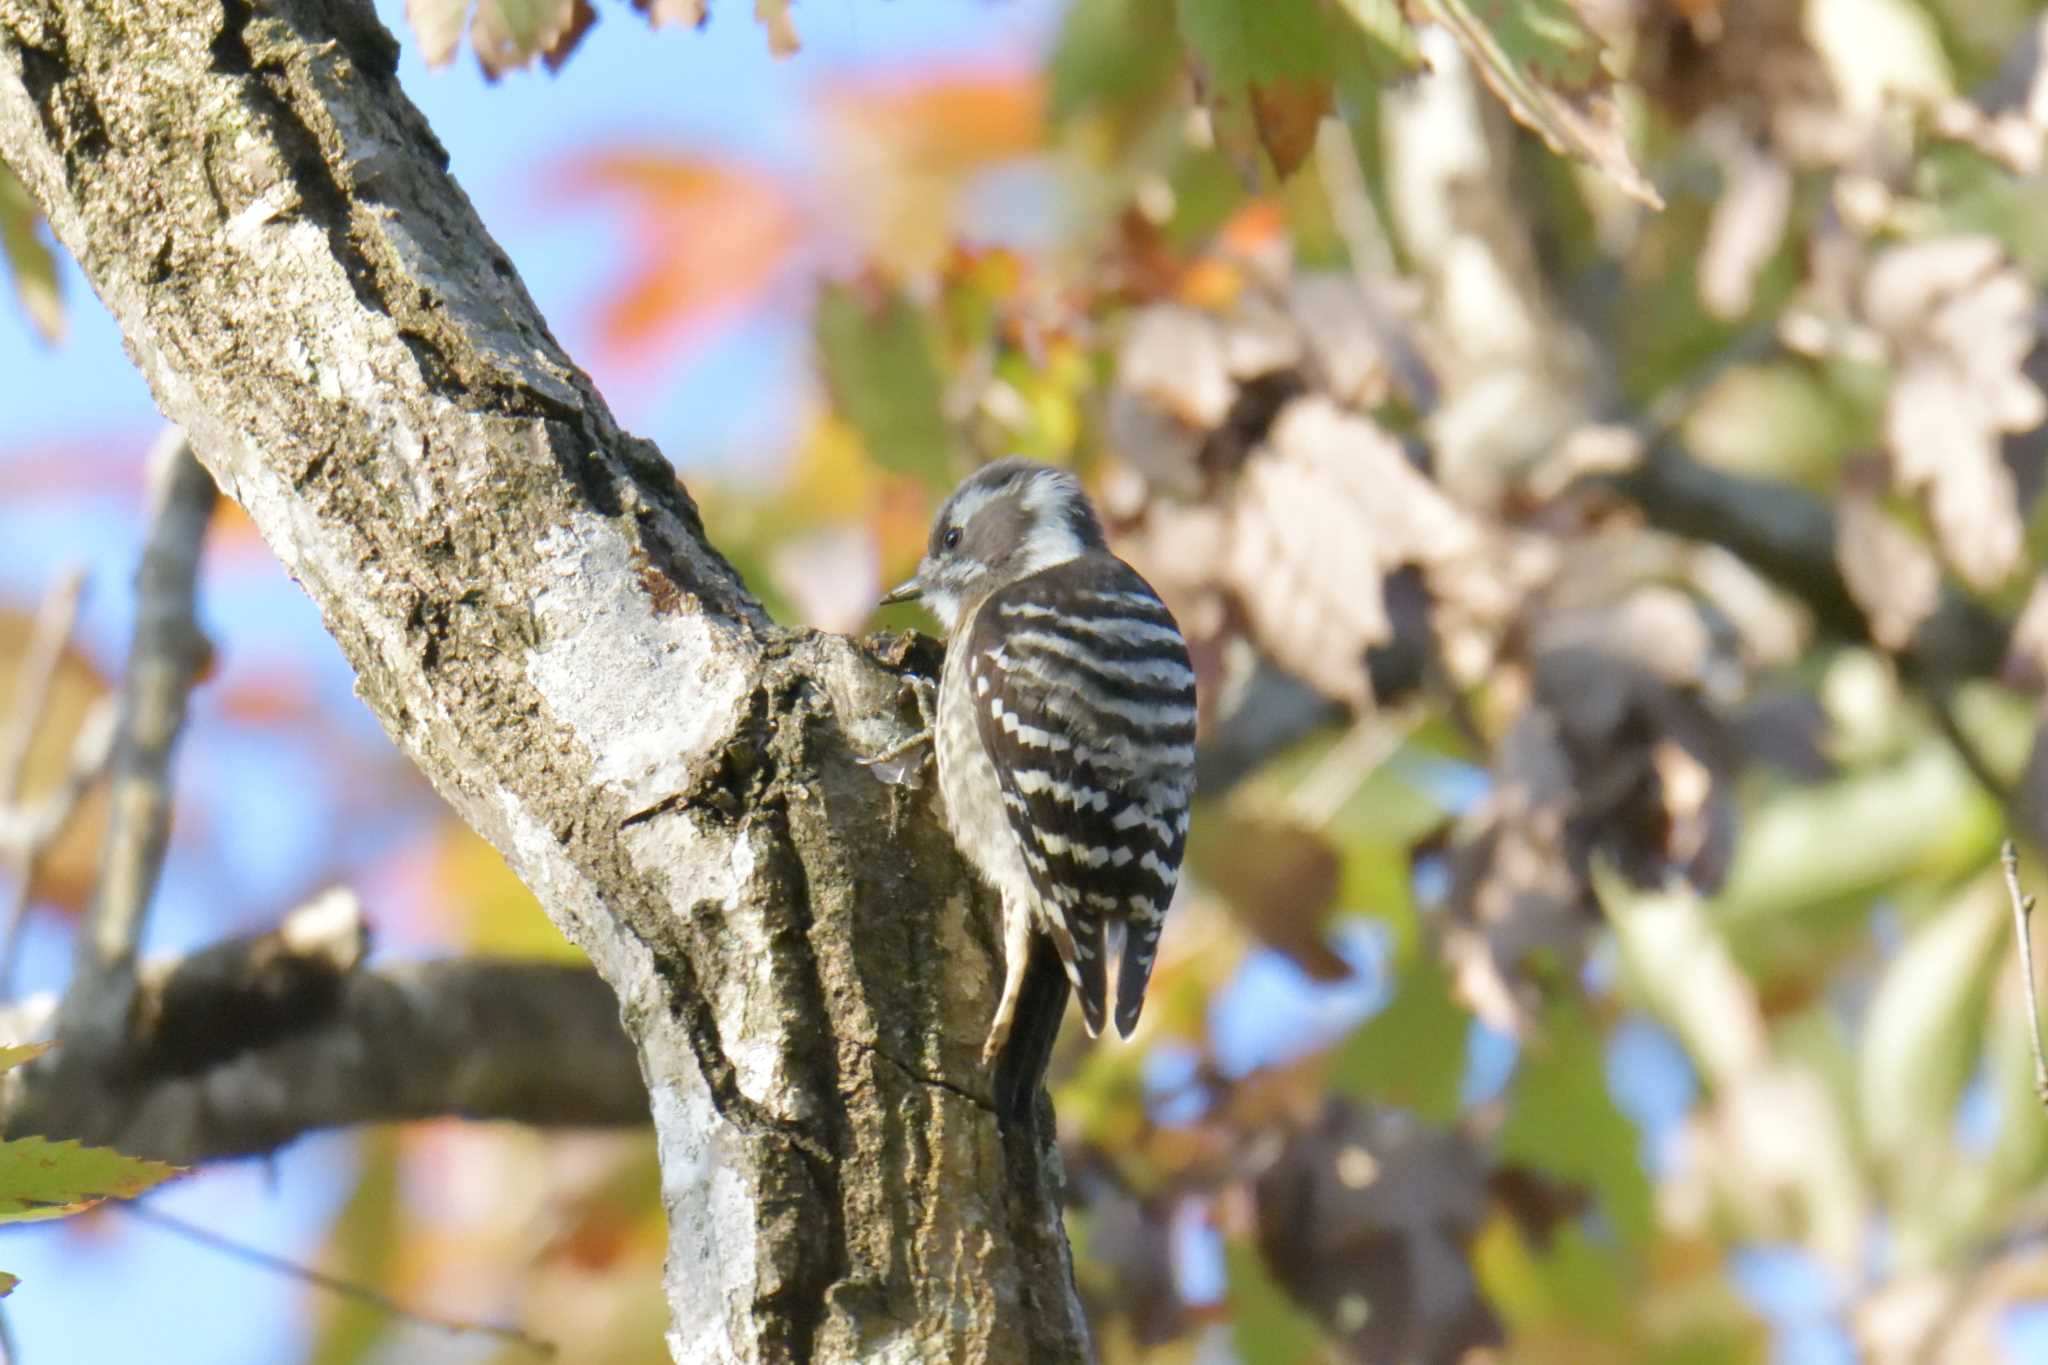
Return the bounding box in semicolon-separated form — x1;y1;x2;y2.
64;430;215;1022
2000;840;2048;1107
121;1202;556;1357
0;566;85;804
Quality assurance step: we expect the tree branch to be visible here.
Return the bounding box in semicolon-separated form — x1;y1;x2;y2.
0;3;1084;1359
0;891;645;1163
65;428;214;1018
1608;439;2011;684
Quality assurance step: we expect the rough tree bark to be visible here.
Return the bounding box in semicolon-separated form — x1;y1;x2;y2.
0;1;1086;1360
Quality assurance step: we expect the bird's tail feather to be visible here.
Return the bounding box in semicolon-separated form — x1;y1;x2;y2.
995;936;1071;1128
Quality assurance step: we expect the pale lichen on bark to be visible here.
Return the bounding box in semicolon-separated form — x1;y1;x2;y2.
0;0;1086;1358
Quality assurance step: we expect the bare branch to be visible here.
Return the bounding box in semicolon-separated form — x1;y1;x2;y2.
1;890;644;1163
68;429;215;1011
1605;440;2011;682
2000;840;2048;1108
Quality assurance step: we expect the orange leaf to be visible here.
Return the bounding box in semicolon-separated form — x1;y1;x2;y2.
821;69;1046;175
558;152;805;361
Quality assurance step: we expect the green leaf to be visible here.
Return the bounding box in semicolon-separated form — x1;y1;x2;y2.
0;1270;17;1297
0;1136;180;1223
1498;997;1655;1247
1177;0;1422;179
1858;874;2008;1167
0;161;63;344
1473;1212;1630;1335
1329;953;1466;1121
815;280;956;490
1417;0;1661;208
1048;0;1183;135
1226;1238;1330;1365
0;1042;52;1075
1330;0;1424;73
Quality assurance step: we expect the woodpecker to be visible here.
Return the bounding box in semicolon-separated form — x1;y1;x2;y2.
881;458;1197;1125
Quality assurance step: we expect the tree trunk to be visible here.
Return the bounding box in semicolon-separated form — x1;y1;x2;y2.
0;1;1086;1359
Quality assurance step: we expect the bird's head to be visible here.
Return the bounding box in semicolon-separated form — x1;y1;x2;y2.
880;458;1106;631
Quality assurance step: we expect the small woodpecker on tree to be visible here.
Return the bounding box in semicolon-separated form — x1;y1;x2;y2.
882;458;1198;1125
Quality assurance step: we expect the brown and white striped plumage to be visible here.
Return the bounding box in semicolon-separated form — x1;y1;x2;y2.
887;459;1196;1123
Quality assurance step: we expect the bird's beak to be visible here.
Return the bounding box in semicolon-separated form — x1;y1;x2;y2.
879;575;923;607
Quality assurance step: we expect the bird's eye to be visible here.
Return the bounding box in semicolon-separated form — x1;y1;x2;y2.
942;527;962;551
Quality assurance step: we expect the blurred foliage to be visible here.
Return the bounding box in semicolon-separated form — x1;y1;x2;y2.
0;160;60;344
15;0;2048;1361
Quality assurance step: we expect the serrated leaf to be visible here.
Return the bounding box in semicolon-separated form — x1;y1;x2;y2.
0;161;63;344
0;1043;52;1076
1420;0;1662;209
815;280;956;489
0;1136;180;1223
1497;997;1654;1246
405;0;471;68
468;0;589;77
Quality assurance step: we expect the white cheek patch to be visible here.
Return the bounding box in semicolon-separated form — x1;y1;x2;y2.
925;587;963;632
1016;517;1085;576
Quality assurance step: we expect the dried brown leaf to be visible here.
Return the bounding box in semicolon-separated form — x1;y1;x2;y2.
407;0;472;69
1249;78;1333;180
470;0;585;77
1835;488;1941;652
1864;236;2042;588
1224;398;1475;709
1253;1101;1501;1363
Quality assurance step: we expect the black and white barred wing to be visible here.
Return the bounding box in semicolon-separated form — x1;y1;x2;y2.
966;556;1197;1038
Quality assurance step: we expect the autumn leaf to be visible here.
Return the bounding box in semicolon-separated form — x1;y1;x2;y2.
0;1136;180;1223
1862;235;2041;591
819;70;1046;273
1419;0;1663;209
1177;0;1422;179
558;151;804;362
468;0;594;78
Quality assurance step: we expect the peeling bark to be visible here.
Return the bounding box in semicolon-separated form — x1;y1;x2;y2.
0;1;1086;1359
